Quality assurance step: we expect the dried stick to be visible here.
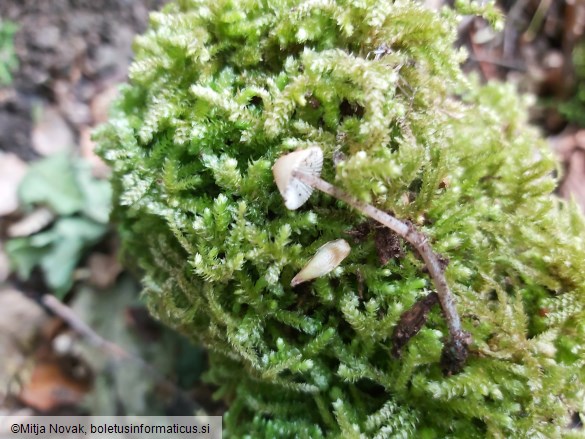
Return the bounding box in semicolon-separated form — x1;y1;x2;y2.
41;294;205;410
294;170;470;372
42;294;129;359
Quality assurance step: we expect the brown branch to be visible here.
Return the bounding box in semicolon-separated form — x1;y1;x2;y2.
294;170;471;373
41;294;205;410
42;295;129;360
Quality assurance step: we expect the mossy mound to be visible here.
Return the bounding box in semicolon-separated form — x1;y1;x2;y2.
96;0;585;437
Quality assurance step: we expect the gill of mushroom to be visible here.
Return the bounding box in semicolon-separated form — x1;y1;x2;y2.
272;146;470;373
291;239;351;287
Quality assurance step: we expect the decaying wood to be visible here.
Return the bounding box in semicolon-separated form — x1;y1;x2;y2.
391;292;439;358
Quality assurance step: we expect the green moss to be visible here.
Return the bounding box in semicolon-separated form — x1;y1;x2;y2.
96;0;585;437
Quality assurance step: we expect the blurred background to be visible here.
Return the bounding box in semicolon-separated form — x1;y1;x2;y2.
0;0;584;419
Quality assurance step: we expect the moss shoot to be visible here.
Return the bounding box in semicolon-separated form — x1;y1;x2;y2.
96;0;585;437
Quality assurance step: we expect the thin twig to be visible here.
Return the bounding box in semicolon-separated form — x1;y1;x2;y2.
294;171;470;370
42;294;129;360
41;294;205;412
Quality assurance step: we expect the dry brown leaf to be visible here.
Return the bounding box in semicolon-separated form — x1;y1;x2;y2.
559;149;585;213
79;126;110;178
0;153;28;216
549;129;577;161
7;207;55;238
90;85;119;125
53;80;92;126
87;252;123;289
31;106;76;156
0;288;49;345
0;289;49;400
18;360;89;412
574;130;585;150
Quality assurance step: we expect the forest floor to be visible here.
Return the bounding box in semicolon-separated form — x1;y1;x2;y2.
0;0;584;418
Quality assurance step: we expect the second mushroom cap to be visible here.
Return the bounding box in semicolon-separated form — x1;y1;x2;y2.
291;239;351;286
272;146;324;210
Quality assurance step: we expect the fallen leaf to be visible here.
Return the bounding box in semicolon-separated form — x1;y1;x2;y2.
19;361;89;412
53;80;92;126
8;207;55;238
5;234;54;281
90;85;119;125
559;149;585;213
76;163;113;223
79;126;110;178
87;252;122;289
6;217;107;296
0;153;28;216
19;153;85;216
0;288;48;349
40;217;108;296
0;288;49;399
31;106;75;156
549;129;577;161
574;130;585;150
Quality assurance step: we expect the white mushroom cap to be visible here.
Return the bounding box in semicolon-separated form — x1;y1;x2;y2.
291;239;351;286
272;146;323;210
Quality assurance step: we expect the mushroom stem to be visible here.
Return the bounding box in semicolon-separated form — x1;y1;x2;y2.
293;170;469;354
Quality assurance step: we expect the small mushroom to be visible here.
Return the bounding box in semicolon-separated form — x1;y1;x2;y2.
291;239;351;286
272;146;323;210
272;146;470;373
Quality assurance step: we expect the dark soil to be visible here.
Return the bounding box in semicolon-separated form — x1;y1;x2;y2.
0;0;168;160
